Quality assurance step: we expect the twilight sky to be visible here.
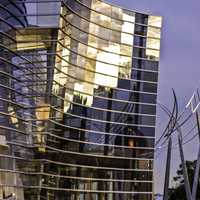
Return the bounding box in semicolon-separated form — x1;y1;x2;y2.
107;0;200;194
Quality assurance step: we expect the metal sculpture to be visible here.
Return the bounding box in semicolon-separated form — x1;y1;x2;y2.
159;89;200;200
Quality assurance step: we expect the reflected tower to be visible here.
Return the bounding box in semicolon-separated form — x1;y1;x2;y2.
0;0;162;199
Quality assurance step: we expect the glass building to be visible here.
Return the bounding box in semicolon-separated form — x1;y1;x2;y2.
0;0;162;199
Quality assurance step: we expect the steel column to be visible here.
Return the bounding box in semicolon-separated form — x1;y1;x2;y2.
163;137;172;200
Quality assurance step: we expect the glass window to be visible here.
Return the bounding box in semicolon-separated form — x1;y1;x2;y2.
111;6;123;20
132;59;159;71
121;33;133;45
131;69;158;82
111;18;122;31
135;13;148;25
135;24;147;36
91;0;112;17
148;16;162;28
134;36;147;47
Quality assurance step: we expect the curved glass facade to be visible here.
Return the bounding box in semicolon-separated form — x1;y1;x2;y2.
0;0;162;199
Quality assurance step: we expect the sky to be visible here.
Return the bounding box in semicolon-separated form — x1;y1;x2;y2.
107;0;200;194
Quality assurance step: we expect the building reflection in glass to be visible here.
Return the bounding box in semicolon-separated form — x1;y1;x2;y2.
0;0;162;199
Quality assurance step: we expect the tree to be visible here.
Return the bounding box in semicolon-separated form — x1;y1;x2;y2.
169;160;200;200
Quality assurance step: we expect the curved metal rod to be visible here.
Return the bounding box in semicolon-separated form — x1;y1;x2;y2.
155;89;178;146
157;103;180;147
157;94;192;200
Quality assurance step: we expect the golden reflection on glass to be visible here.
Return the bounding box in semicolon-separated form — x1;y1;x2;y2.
121;12;135;33
35;104;50;120
8;106;18;127
95;45;120;88
147;27;161;39
121;32;133;45
146;17;162;59
91;0;112;17
119;57;132;78
74;82;94;107
122;11;135;22
148;16;162;28
55;4;135;112
15;29;52;51
54;3;162;114
111;18;122;31
91;11;111;29
111;6;122;20
53;6;71;97
0;135;7;149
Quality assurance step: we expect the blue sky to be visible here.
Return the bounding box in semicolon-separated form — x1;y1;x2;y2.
107;0;200;193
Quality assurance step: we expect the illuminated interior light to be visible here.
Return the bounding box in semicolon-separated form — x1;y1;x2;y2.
35;104;50;120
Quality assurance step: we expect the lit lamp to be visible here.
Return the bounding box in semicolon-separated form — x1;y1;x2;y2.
35;104;50;120
128;139;134;147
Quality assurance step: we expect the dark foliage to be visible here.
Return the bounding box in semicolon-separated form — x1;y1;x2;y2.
169;160;200;200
